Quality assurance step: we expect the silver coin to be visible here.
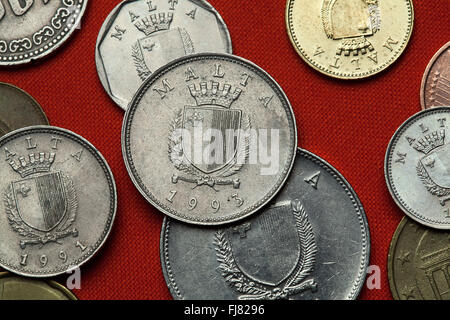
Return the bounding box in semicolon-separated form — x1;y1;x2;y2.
0;0;87;65
96;0;232;110
122;53;297;225
0;126;117;277
160;148;370;300
385;106;450;230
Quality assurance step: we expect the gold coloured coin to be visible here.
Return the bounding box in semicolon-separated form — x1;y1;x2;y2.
286;0;414;79
0;272;77;300
388;218;450;300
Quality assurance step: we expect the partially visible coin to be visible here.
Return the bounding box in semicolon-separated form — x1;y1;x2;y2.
0;126;117;277
96;0;232;110
421;42;450;110
286;0;414;79
0;272;77;300
0;0;87;65
0;83;48;136
388;217;450;300
385;107;450;230
123;53;297;225
161;149;370;300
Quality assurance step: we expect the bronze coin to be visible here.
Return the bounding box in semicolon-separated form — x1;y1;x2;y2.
0;83;49;136
421;42;450;110
0;272;76;300
388;217;450;300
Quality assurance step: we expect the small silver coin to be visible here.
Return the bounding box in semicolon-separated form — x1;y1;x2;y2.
122;53;298;225
96;0;232;110
0;0;87;65
385;106;450;230
0;126;117;277
160;149;370;300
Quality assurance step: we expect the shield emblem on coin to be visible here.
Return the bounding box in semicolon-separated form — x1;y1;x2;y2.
182;106;242;174
12;172;67;232
138;28;194;73
226;202;301;286
420;144;450;188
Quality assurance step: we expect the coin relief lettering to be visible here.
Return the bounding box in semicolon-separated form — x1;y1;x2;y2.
186;8;197;20
25;137;37;149
304;171;321;189
111;25;127;41
153;79;174;99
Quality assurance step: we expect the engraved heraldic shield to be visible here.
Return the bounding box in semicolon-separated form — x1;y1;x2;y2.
12;172;67;232
137;28;194;75
420;143;450;189
227;202;301;286
182;106;242;174
214;200;318;299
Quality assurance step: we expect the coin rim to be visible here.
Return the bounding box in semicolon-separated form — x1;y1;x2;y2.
122;52;298;225
0;0;88;66
285;0;414;79
0;82;49;125
0;125;117;278
384;106;450;230
420;41;450;110
95;0;233;110
0;272;77;300
387;216;408;300
160;148;371;300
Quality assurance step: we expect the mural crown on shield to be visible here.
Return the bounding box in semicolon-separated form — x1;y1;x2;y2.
134;12;174;36
413;130;446;155
188;81;242;108
9;152;55;178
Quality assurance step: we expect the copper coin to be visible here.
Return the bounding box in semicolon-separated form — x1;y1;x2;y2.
421;42;450;110
388;217;450;300
0;83;49;136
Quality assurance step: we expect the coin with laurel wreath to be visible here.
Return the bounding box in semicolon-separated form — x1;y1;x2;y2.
0;126;116;277
96;0;232;110
122;53;297;225
0;0;87;65
160;149;370;300
385;107;450;230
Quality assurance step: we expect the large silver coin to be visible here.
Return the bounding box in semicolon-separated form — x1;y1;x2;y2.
122;53;298;225
385;106;450;230
0;0;87;65
0;126;117;277
96;0;232;110
161;149;370;299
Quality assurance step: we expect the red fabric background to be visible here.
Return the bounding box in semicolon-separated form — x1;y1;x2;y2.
0;0;448;300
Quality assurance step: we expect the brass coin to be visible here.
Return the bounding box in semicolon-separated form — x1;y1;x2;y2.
0;83;49;136
0;272;77;300
286;0;414;79
421;42;450;110
388;217;450;300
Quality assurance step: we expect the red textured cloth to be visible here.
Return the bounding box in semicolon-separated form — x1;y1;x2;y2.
0;0;448;300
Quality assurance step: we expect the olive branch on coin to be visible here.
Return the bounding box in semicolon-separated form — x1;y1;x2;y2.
214;200;318;300
3;174;79;249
